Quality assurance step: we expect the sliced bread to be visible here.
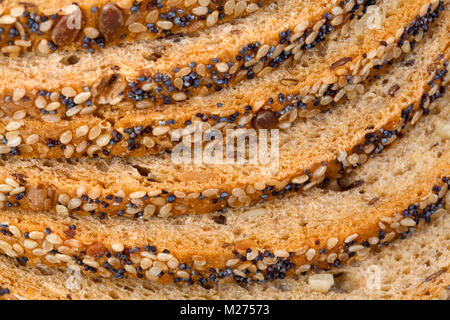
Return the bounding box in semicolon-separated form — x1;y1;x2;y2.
0;0;445;159
0;0;372;118
0;16;447;218
0;210;447;299
0;0;269;54
0;96;447;284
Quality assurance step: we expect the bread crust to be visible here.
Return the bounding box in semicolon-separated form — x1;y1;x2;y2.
0;0;374;122
0;18;447;220
0;0;271;54
0;109;447;285
0;212;448;300
0;213;450;300
0;0;445;159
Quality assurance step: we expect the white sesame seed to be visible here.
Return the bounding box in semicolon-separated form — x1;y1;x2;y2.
12;243;24;255
206;11;219;27
111;243;124;252
344;233;359;243
84;27;100;39
0;15;17;24
312;164;327;179
224;0;235;15
140;258;153;270
65;105;82;117
23;240;38;249
348;245;365;252
172;92;187;102
128;22;147;33
216;62;229;73
10;187;25;196
202;188;219;197
233;269;246;277
74;92;91;105
308;274;334;293
234;0;246;15
305;248;316;261
12;110;26;120
157;253;173;261
167;257;179;269
6;121;23;131
96;134;111;147
61;87;77;98
82;203;97;211
42;240;53;251
68;198;82;210
130;191;146;199
83;257;100;268
146;9;159;23
326;237;339;250
59;131;73;145
331;6;344;15
37;39;50;54
25;133;38;147
56;204;69;216
159;203;172;217
46;234;63;245
292;175;309;184
41;114;61;123
0;240;12;252
192;6;208;16
295;264;311;274
274;249;289;258
8;225;21;238
400;218;416;227
88;126;102;140
305;31;318;45
152;126;170;136
156;20;173;30
29;231;45;240
12;87;26;102
327;253;338;264
10;6;25;17
246;3;259;13
32;248;48;256
34;96;47;109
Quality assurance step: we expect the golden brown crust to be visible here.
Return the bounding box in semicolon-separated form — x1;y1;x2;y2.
0;0;271;54
0;26;447;221
0;0;370;121
0;141;447;285
0;0;445;160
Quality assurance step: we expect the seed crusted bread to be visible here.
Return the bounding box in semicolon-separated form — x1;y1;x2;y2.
0;98;448;285
0;18;447;219
0;210;448;300
0;0;445;159
0;0;270;55
0;0;370;120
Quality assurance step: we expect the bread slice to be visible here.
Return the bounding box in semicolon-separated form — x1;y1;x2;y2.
0;15;447;218
0;97;448;285
0;0;445;159
0;0;373;119
0;210;447;300
0;0;270;54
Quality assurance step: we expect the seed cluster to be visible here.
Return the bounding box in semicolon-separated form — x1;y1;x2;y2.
0;61;446;221
0;1;444;160
0;177;447;285
0;0;266;55
0;0;373;123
